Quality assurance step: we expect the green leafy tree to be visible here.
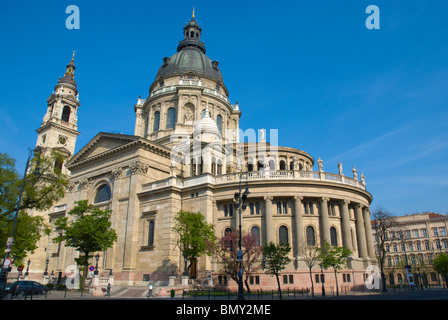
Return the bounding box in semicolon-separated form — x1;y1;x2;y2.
172;210;216;278
316;240;352;296
262;242;291;299
0;212;50;265
53;200;117;291
0;151;68;264
433;253;448;288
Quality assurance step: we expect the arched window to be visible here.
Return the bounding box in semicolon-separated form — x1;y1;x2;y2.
279;160;286;170
166;107;176;129
330;227;338;246
54;158;63;174
306;226;316;246
216;114;222;134
251;226;261;246
279;226;289;244
62;106;71;123
153;111;160;132
94;184;111;203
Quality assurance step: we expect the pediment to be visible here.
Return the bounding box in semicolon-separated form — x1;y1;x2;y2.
66;132;139;168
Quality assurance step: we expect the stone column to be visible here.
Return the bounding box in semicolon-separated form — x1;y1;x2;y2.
355;203;368;258
293;196;304;255
340;200;352;250
363;207;376;259
319;197;331;245
264;196;274;244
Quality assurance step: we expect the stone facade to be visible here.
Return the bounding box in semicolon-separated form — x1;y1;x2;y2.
24;14;376;291
372;212;448;287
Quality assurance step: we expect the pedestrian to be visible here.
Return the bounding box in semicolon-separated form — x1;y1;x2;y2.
170;289;175;300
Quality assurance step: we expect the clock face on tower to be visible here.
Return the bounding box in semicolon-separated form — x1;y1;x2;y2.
58;135;67;145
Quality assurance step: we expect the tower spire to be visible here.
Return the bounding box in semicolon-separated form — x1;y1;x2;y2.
57;51;78;91
192;7;195;19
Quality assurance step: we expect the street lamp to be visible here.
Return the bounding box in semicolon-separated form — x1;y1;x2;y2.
44;258;49;276
234;172;249;300
320;263;326;296
94;253;100;275
25;259;30;277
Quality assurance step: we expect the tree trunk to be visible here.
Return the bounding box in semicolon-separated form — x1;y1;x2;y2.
309;268;315;297
334;269;339;296
244;276;251;294
275;274;282;299
81;263;88;293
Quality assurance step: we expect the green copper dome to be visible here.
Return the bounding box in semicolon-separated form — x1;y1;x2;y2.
155;16;224;82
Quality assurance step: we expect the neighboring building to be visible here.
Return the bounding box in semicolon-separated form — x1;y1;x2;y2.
372;212;448;287
24;13;376;290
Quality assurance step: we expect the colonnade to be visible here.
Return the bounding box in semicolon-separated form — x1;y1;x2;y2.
262;196;376;260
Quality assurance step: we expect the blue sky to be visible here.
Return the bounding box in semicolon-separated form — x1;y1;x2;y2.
0;1;447;216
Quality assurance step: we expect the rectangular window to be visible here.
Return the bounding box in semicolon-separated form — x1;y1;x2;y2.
255;202;260;215
147;220;155;246
433;228;438;236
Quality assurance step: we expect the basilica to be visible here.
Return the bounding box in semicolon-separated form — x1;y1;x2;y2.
27;13;376;290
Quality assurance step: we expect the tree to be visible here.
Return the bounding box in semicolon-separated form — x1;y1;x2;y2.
372;206;396;292
299;246;320;297
433;253;448;288
316;240;352;296
0;211;50;265
172;210;216;278
54;200;117;292
0;151;68;264
262;242;291;299
0;150;69;218
213;231;262;293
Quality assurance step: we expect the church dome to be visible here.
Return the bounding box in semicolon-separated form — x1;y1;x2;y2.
155;15;223;82
155;48;223;82
193;109;221;142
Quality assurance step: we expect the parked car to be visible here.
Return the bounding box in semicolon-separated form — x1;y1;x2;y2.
7;281;49;295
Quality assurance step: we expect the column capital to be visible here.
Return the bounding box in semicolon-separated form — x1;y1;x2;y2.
264;196;273;201
341;199;350;205
320;197;330;203
294;195;304;201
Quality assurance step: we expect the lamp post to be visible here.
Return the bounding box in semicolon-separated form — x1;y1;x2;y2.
320;263;326;296
234;172;249;300
94;253;100;276
25;259;30;277
44;258;49;276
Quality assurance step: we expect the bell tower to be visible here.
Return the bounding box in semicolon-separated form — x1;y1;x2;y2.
35;52;81;174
